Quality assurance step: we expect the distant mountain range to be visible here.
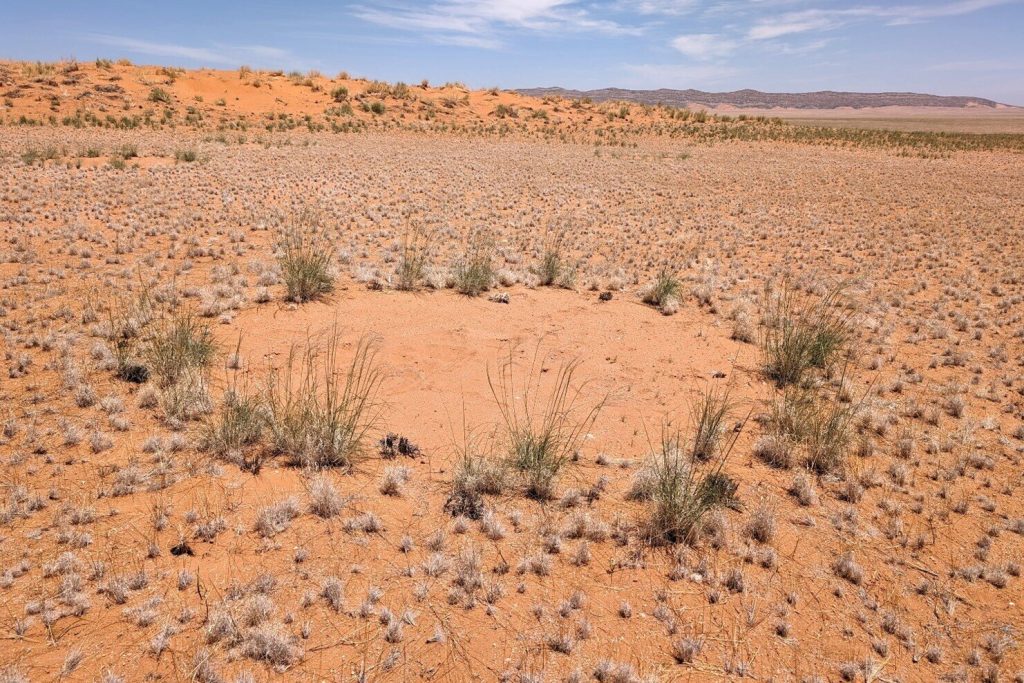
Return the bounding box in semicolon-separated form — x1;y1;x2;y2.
515;87;1004;109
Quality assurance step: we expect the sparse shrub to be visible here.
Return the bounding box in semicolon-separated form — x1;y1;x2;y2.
489;349;604;500
536;235;574;288
689;385;733;461
144;312;216;387
761;281;855;387
453;231;494;296
379;466;410;496
643;424;740;545
264;330;382;470
241;624;302;666
788;471;817;506
445;436;506;519
744;504;776;543
494;104;517;118
308;475;346;518
175;148;199;163
379;433;420;458
723;566;745;593
330;86;348;102
672;637;703;664
254;497;300;538
277;210;334;303
148;87;172;104
159;368;213;424
763;384;857;474
593;660;637;683
321;577;345;612
753;434;791;468
395;224;431;291
642;268;681;313
201;386;264;469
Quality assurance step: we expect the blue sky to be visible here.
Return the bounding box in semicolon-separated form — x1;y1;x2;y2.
4;1;1023;103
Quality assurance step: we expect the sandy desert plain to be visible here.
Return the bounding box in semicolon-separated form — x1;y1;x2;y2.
1;60;1024;683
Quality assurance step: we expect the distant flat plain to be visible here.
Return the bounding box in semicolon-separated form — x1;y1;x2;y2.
717;105;1024;133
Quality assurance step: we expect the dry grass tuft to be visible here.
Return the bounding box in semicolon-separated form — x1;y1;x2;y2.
489;348;604;500
264;329;382;470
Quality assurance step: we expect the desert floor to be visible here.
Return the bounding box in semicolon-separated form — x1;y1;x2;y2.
710;106;1024;134
1;93;1024;683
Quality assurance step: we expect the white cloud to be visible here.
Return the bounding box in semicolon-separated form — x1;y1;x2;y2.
670;33;736;59
876;0;1018;24
747;0;1017;40
621;0;701;15
747;11;835;40
84;34;292;67
351;0;639;49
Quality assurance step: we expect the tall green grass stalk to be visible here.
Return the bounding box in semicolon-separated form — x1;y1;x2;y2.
761;281;855;387
278;211;334;303
264;329;382;470
489;347;604;500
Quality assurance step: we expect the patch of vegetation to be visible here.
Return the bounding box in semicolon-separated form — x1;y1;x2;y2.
201;386;265;472
638;423;740;545
453;230;494;296
689;385;734;462
445;426;506;518
760;382;859;474
642;268;681;311
174;148;199;163
395;223;432;291
761;281;855;387
536;233;575;288
20;146;60;165
489;348;604;500
494;104;517;119
148;87;172;104
277;210;335;303
143;312;216;388
264;331;382;470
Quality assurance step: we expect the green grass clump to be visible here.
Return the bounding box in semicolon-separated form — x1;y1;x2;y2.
761;281;854;387
264;331;382;470
642;268;681;309
277;211;335;303
494;104;517;118
144;313;216;388
640;426;739;545
453;232;494;296
762;383;858;474
174;148;198;163
445;429;507;519
689;386;733;462
201;387;265;471
395;224;431;291
490;349;604;500
20;146;61;165
148;87;172;104
536;233;576;289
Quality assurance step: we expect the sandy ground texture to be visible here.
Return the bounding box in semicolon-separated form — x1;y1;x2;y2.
701;106;1024;134
1;61;1024;683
